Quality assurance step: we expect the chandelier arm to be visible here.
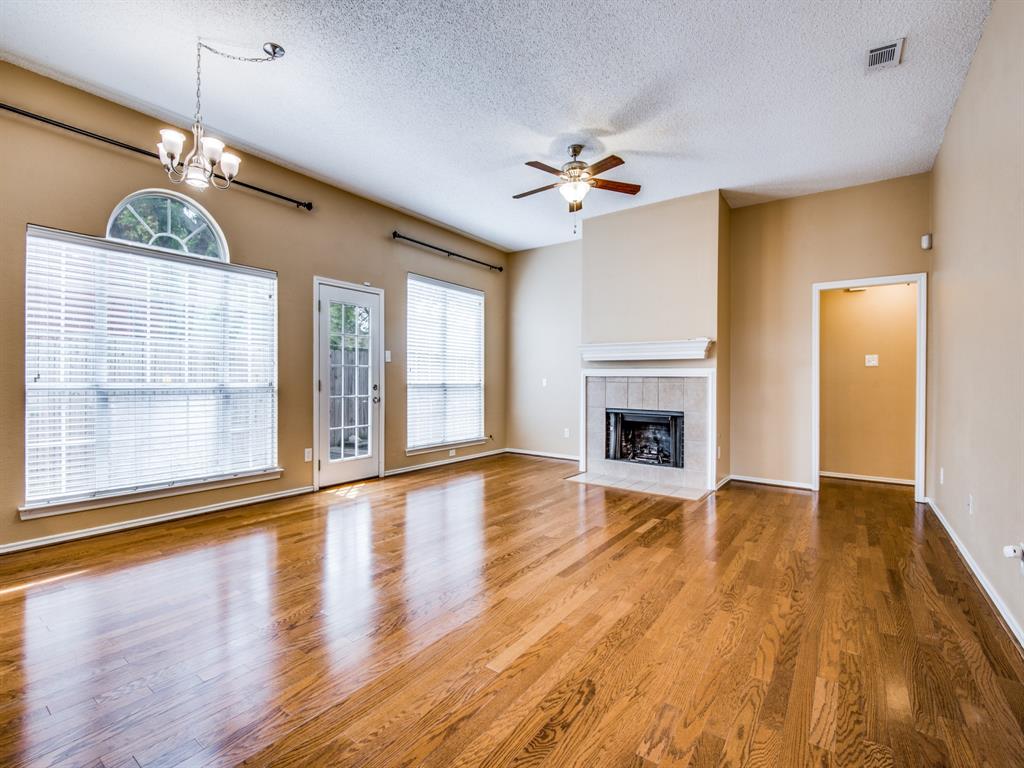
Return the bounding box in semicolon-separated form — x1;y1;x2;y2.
210;176;232;190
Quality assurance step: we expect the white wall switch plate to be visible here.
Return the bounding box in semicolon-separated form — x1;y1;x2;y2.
865;354;879;367
940;467;944;485
563;427;570;438
304;448;312;462
542;378;548;388
968;494;974;516
385;350;392;363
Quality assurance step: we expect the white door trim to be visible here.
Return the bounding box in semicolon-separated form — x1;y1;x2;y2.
313;277;386;490
578;366;717;491
811;272;927;502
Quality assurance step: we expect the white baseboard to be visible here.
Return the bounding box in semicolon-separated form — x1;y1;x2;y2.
926;498;1024;650
715;475;731;490
725;474;815;491
0;485;315;555
383;448;507;477
820;471;914;486
506;448;579;462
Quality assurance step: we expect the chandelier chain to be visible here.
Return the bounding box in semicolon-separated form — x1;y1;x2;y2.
194;41;280;125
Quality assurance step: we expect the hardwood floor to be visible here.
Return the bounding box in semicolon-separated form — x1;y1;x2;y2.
1;454;1022;767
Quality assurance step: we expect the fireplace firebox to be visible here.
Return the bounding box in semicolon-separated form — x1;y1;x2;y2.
606;409;685;468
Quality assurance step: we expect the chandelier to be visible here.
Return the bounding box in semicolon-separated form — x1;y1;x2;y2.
157;40;285;190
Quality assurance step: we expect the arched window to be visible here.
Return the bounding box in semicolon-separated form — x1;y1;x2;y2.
106;189;229;262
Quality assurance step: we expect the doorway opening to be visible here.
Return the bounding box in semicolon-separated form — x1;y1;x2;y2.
811;273;927;501
313;277;385;488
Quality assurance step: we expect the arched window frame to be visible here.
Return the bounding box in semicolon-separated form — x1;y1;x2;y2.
106;188;230;263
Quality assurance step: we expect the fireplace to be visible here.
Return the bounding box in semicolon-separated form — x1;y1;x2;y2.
606;409;684;468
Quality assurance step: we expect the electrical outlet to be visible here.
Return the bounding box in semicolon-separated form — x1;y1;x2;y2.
304;448;312;462
865;354;879;367
967;494;974;517
940;467;944;485
563;427;570;438
449;449;456;457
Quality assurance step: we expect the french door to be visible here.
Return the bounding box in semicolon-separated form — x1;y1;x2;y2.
316;281;383;486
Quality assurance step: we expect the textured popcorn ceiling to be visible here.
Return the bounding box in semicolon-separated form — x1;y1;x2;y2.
0;0;989;250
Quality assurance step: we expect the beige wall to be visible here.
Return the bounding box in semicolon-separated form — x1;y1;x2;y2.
729;173;931;485
820;284;916;480
0;63;507;548
582;190;720;345
716;193;731;483
506;240;582;457
927;0;1024;635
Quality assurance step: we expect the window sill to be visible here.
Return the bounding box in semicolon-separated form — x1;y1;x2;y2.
19;468;284;520
405;438;487;457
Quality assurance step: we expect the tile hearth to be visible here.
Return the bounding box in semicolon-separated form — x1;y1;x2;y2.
566;471;707;501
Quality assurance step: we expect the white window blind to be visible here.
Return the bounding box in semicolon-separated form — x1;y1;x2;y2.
406;274;484;451
24;226;278;509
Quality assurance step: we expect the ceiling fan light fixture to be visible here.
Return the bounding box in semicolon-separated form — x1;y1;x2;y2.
559;180;591;204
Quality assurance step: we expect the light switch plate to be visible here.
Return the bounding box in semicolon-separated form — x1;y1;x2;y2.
304;448;312;462
865;354;879;367
385;350;392;363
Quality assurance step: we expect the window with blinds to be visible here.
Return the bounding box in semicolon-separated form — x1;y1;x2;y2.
406;274;485;451
24;225;278;509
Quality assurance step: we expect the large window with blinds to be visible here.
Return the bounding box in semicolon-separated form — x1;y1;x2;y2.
24;224;278;510
406;274;485;451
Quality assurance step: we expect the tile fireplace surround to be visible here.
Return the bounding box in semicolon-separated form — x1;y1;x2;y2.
577;372;712;498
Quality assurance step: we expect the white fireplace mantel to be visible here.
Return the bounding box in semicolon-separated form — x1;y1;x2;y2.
579;338;713;362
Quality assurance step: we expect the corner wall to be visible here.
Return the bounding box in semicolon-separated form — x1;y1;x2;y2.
506;240;582;458
729;174;932;486
927;0;1024;638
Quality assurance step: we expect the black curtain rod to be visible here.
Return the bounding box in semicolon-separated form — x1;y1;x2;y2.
392;230;503;272
0;102;314;211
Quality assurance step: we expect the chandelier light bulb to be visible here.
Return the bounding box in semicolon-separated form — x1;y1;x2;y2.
158;129;186;161
219;152;241;180
156;142;171;168
200;136;225;165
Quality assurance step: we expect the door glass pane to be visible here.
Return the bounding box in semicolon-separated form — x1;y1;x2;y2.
327;299;373;462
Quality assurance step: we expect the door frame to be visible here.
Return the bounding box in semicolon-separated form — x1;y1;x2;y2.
312;276;386;490
811;272;927;502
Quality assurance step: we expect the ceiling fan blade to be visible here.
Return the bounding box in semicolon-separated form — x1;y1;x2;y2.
592;178;641;195
513;183;559;199
586;155;624;177
525;160;563;176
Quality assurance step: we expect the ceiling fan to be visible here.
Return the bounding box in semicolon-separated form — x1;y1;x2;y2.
513;144;641;212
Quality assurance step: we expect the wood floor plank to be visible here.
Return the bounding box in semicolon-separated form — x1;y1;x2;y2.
0;457;1021;767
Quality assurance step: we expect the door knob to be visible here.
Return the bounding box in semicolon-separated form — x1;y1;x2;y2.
372;396;381;404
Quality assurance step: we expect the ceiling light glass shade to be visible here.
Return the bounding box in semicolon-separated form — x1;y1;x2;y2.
559;181;591;204
200;137;225;164
219;152;241;180
157;142;171;168
159;129;186;159
185;160;211;189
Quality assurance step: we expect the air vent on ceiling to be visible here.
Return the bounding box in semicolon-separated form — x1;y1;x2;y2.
867;38;904;70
